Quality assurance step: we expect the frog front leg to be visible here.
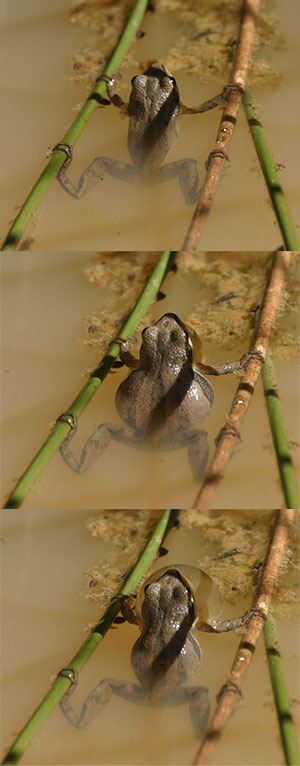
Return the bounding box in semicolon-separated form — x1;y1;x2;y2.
196;607;266;635
60;678;145;728
195;350;264;378
59;422;141;474
180;88;230;116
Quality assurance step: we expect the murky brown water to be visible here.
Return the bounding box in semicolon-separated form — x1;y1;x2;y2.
1;510;299;765
1;0;299;251
2;253;299;510
1;3;299;765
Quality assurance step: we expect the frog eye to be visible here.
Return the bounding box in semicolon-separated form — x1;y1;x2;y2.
168;76;176;86
131;75;138;85
172;586;183;600
170;329;181;343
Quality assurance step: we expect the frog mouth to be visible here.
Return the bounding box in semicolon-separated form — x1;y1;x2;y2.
143;312;192;354
157;567;195;605
154;312;189;334
143;62;175;86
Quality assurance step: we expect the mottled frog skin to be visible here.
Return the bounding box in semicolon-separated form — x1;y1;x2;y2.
59;565;257;738
59;569;211;737
127;64;180;177
115;313;214;446
57;63;227;205
59;313;215;482
131;570;202;699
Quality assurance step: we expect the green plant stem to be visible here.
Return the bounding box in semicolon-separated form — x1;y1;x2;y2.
1;0;149;251
261;351;299;509
243;88;300;250
263;611;300;765
4;251;176;508
1;509;180;765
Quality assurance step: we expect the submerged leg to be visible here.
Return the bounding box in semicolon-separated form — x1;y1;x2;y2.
165;685;210;738
195;351;265;377
59;421;141;474
60;678;144;728
187;430;209;482
57;157;137;199
181;84;244;115
188;687;210;738
59;423;124;474
151;159;200;205
196;607;267;634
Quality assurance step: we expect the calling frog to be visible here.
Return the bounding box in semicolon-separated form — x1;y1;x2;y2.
59;566;257;737
56;63;229;205
59;313;253;482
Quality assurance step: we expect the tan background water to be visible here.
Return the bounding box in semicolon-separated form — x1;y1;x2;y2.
1;3;300;764
1;253;299;510
1;510;299;765
1;0;300;251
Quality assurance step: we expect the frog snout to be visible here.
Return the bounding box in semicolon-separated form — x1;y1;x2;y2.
145;581;160;599
135;74;147;90
143;325;159;347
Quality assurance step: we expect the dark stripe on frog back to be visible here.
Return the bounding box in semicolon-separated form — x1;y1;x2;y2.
146;362;195;437
114;365;176;432
146;612;200;693
115;363;213;437
146;363;215;437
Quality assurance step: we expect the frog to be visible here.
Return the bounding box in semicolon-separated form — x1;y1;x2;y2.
59;313;256;482
56;62;231;205
59;568;212;736
59;566;261;737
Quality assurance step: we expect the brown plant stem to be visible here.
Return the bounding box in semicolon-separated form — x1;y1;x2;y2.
182;0;261;251
193;250;292;510
192;508;297;765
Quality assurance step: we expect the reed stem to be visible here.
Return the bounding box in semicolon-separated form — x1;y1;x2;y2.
1;0;149;250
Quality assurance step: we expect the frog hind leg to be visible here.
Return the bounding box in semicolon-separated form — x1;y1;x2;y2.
60;678;145;728
59;423;112;473
57;157;137;199
187;430;209;482
164;685;210;738
188;685;210;738
59;422;143;474
59;423;133;474
150;159;199;205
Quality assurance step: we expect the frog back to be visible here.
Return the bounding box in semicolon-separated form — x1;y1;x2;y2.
115;366;214;443
127;65;180;175
131;622;202;701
